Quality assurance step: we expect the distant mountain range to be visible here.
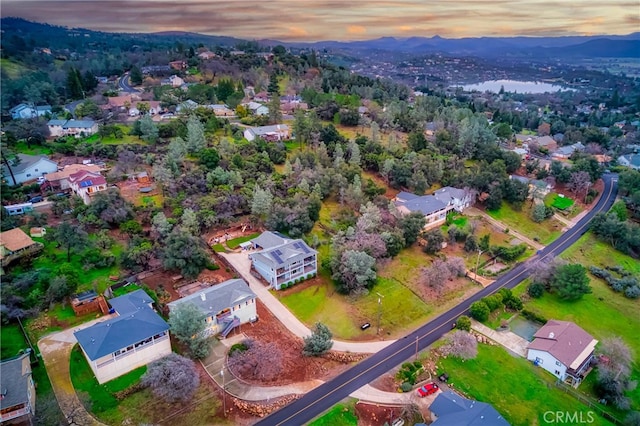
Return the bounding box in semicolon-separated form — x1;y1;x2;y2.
268;33;640;58
2;17;639;58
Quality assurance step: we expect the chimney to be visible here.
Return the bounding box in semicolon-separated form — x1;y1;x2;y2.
200;293;206;301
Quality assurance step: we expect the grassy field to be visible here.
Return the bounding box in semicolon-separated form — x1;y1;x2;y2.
437;344;615;426
0;58;29;78
226;232;260;249
84;124;146;145
487;202;564;244
513;232;640;412
549;194;575;210
308;402;358;426
1;324;28;359
11;141;54;156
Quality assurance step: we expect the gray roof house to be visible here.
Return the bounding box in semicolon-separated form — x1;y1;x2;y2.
9;103;51;119
527;320;598;386
618;153;640;170
249;231;318;290
1;153;59;186
433;187;473;212
74;289;171;384
394;191;451;229
168;279;257;338
0;353;36;423
430;390;510;425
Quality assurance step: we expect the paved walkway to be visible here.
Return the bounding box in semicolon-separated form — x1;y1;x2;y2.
470;320;529;357
219;251;396;354
465;270;495;288
466;207;545;251
552;213;574;228
38;315;116;426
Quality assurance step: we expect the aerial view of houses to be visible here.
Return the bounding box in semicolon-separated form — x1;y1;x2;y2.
1;6;639;426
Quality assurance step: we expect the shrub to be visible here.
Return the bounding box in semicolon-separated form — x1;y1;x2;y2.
456;315;472;331
624;286;640;299
469;301;490;322
522;309;546;324
302;322;333;356
228;342;249;357
396;361;423;385
482;294;503;311
504;296;523;311
400;382;413;393
141;353;199;403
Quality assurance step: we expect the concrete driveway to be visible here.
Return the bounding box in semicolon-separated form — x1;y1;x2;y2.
219;251;395;353
38;315;115;426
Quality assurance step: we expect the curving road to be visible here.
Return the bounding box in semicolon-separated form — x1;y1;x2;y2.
258;174;618;426
118;72;139;93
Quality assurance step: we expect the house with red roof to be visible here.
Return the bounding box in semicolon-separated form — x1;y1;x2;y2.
68;170;108;204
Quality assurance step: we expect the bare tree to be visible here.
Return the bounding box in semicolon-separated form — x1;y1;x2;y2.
141;353;200;402
229;339;284;382
440;330;478;360
567;171;592;201
419;257;466;292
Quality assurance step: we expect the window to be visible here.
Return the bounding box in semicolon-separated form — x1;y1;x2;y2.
26;173;31;177
556;361;562;366
555;370;561;375
35;168;39;172
535;357;543;365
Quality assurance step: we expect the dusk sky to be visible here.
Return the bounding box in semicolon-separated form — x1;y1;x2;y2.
2;1;638;41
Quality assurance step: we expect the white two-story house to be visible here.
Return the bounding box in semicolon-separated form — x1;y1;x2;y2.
527;320;598;387
1;153;58;186
248;231;317;290
167;279;257;338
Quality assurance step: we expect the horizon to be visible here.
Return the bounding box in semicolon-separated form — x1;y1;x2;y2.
1;1;637;42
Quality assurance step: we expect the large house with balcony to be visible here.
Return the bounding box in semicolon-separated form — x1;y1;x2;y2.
248;231;317;290
527;320;598;387
0;353;36;424
74;289;171;384
167;279;257;338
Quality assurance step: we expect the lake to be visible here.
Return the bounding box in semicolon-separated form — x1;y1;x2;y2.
454;79;573;94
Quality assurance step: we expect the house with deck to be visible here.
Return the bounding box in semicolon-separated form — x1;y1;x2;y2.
0;353;36;424
0;228;44;268
42;163;104;191
68;170;108;204
74;290;171;384
433;187;473;212
248;231;317;290
167;279;257;338
527;320;598;387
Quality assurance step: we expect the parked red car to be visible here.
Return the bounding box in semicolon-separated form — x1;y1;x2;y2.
416;382;439;397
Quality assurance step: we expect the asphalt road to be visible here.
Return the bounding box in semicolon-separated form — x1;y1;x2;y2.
258;174;618;426
118;72;139;93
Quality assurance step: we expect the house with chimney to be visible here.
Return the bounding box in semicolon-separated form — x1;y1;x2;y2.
74;289;171;384
167;279;257;338
527;320;598;387
0;353;37;424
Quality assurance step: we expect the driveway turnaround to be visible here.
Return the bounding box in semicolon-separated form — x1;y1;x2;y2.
471;320;529;357
38;316;115;426
219;251;395;354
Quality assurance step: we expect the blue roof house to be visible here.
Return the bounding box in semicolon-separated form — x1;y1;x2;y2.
430;390;511;425
74;289;171;384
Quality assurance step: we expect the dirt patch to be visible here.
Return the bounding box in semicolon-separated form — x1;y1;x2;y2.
355;403;403;426
228;302;356;386
369;373;398;392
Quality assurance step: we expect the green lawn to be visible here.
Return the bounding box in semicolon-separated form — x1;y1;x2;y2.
85;125;146;145
70;345;222;424
487;202;563;244
549;194;575;210
437;344;615;426
1;324;27;359
226;232;260;249
1;58;30;78
11;141;54;156
309;402;358;426
513;232;640;412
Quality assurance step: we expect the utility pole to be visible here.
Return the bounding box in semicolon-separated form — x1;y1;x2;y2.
475;249;485;281
220;369;226;417
376;292;384;335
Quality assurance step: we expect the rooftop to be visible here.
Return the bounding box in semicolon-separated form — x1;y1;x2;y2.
0;354;32;410
430;390;510;425
250;238;317;269
528;320;598;369
168;279;256;317
0;228;37;254
2;153;55;174
394;192;447;216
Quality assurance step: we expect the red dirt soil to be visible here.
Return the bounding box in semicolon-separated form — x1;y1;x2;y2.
229;301;356;385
